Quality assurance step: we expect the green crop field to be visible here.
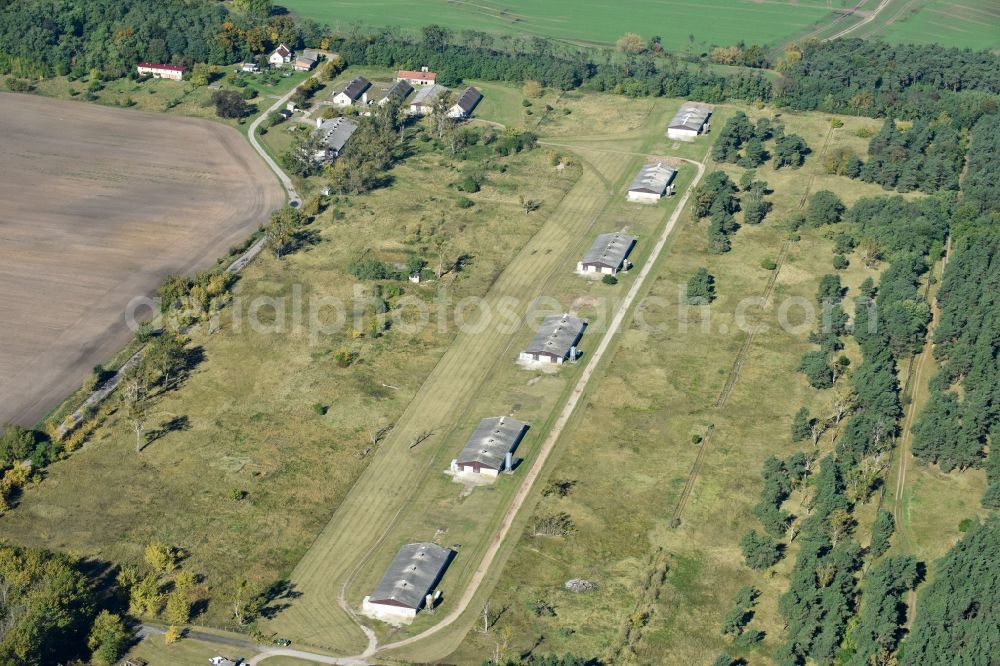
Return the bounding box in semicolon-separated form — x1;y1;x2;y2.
850;0;1000;51
281;0;840;50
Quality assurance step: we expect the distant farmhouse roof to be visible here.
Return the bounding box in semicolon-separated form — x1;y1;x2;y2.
525;314;587;359
410;83;447;109
369;543;453;610
457;417;529;471
273;44;291;59
295;54;317;68
668;104;711;132
451;86;483;115
628;162;677;196
338;76;372;102
580;232;637;270
314;117;358;156
397;68;437;83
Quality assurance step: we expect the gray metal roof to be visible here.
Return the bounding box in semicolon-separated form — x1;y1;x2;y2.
525;314;586;358
452;86;483;114
456;416;529;470
369;542;453;609
411;84;447;108
668;104;711;131
337;76;371;101
628;162;677;195
314;117;358;154
581;231;637;268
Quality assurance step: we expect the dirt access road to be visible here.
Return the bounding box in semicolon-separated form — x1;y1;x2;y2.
0;93;284;427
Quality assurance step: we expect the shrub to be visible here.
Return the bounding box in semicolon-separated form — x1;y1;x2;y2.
602;274;618;285
334;348;356;368
456;196;475;209
833;254;849;269
312;403;328;415
761;258;777;270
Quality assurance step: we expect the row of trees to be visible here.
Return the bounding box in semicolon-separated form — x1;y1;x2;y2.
712;113;810;170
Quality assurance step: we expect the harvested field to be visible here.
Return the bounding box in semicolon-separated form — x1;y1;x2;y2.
0;93;283;427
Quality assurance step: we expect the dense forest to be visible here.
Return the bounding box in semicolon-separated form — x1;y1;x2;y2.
911;114;1000;506
0;0;325;78
901;517;1000;665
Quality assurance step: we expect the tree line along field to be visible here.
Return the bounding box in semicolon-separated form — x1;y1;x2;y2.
281;0;838;50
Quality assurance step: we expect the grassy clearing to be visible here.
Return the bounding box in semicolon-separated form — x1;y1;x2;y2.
442;102;933;663
0;113;575;630
283;0;838;50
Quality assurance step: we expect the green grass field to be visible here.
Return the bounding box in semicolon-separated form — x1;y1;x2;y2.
282;0;839;50
850;0;1000;50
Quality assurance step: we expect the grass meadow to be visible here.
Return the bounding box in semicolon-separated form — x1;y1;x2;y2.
283;0;840;51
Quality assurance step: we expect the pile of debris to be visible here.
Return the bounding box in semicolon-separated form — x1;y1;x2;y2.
564;578;595;593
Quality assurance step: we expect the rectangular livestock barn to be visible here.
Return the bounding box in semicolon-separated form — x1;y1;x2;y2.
577;231;637;275
667;104;712;141
451;416;530;477
311;117;358;162
519;314;587;364
627;162;677;204
409;83;448;115
364;79;414;108
135;63;187;81
362;542;454;620
332;76;372;107
448;86;484;118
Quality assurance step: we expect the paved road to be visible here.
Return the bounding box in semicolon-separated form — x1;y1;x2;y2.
376;155;707;658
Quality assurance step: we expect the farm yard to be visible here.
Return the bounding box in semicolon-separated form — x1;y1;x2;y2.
0;93;284;428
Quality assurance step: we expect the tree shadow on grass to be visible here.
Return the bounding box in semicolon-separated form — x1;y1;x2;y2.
259;579;303;619
144;415;191;447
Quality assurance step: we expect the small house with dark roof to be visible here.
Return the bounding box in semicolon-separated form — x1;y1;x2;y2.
627;162;677;203
364;79;414;108
269;43;292;66
667;104;711;140
577;231;638;275
447;86;483;119
519;314;587;365
332;76;371;107
451;417;529;477
362;542;454;620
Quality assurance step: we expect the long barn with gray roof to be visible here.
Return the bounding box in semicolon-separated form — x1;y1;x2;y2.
627;162;677;203
362;542;454;620
519;314;587;364
577;231;637;275
667;104;711;140
452;416;529;477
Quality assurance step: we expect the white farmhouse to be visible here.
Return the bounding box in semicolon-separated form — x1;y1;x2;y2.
332;76;371;107
449;416;529;478
447;86;483;119
268;44;292;66
362;543;454;621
